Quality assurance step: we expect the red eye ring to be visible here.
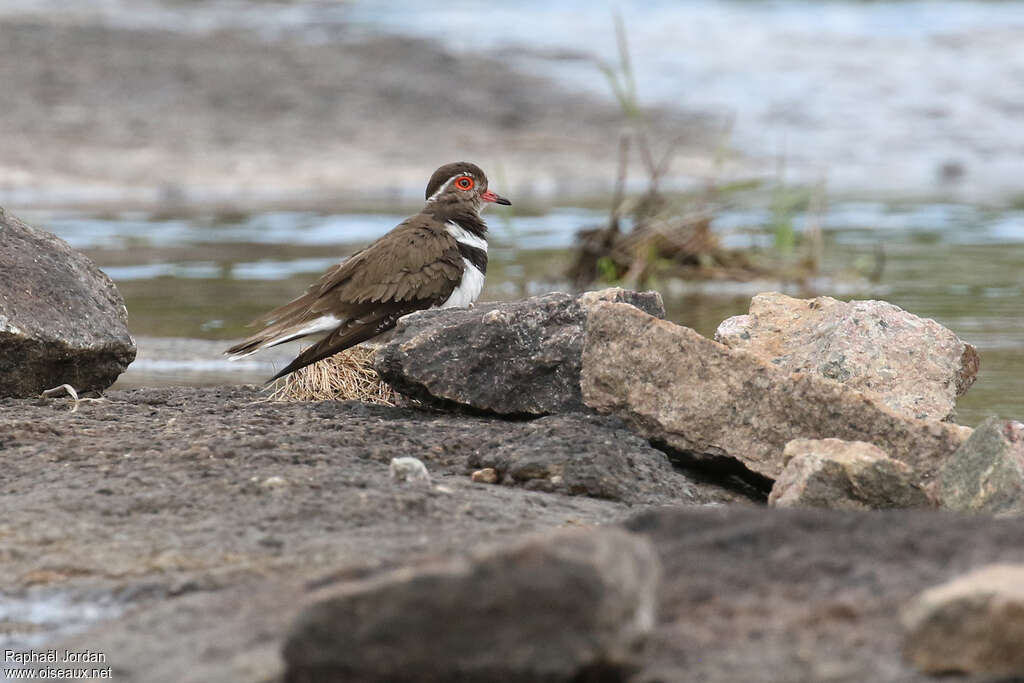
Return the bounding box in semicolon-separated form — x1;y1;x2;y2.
455;176;474;191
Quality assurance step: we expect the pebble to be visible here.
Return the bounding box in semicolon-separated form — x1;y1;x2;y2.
471;468;498;484
389;457;431;484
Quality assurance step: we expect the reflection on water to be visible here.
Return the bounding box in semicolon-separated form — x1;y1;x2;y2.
0;590;122;651
21;204;1024;427
42;208;609;252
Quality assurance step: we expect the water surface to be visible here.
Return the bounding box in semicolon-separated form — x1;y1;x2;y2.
350;1;1024;201
3;1;1022;199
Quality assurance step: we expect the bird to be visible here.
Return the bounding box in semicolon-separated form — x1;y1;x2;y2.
225;161;511;381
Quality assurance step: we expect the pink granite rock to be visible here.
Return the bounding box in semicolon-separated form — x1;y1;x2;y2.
715;292;979;422
769;438;932;510
581;302;970;482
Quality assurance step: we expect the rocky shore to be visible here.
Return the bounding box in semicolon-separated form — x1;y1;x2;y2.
3;379;1024;683
4;285;1024;681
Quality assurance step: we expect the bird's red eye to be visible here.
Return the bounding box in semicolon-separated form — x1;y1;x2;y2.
455;176;474;191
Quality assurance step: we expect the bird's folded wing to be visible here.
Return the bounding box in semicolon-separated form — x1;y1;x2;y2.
228;219;464;366
315;221;465;306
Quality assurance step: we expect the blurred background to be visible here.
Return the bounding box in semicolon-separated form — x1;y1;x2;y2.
0;0;1021;424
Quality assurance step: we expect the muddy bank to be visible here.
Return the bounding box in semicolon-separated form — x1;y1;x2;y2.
0;386;648;596
0;386;741;654
0;17;708;213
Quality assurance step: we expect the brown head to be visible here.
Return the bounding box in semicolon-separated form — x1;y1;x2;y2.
423;162;511;217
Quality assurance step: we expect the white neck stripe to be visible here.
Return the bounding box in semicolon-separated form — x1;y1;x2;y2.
446;222;488;251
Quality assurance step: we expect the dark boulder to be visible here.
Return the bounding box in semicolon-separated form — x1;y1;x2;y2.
0;208;135;397
374;288;664;416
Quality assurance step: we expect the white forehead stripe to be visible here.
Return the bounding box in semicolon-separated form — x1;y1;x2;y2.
426;172;475;203
446;222;488;251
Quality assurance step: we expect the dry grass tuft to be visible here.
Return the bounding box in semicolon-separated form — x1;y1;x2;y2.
266;345;397;405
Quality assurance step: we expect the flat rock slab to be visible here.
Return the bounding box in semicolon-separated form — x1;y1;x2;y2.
716;292;979;421
283;528;659;682
374;288;664;416
467;413;744;505
903;563;1024;676
770;438;932;510
582;302;970;481
0;208;135;397
939;416;1024;515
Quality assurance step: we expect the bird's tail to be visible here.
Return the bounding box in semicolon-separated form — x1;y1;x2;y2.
225;312;345;361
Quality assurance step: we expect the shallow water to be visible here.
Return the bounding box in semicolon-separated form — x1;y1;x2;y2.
0;590;122;652
22;202;1024;427
352;1;1024;201
350;1;1024;200
2;1;1022;200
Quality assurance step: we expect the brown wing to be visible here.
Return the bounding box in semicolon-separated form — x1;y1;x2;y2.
312;219;465;307
226;215;465;377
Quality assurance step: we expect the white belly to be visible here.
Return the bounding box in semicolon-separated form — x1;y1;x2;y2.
439;260;485;309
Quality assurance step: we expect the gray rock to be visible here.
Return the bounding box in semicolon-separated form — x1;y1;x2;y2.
374;288;664;416
938;416;1024;515
0;208;135;397
581;302;971;482
467;413;743;505
715;292;979;422
282;527;660;683
902;563;1024;675
769;439;932;510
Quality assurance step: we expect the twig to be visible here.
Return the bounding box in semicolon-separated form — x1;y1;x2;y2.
608;132;631;234
805;175;828;274
40;384;108;413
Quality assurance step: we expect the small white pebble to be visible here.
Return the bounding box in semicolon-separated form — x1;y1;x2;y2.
260;476;289;490
389;457;431;484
